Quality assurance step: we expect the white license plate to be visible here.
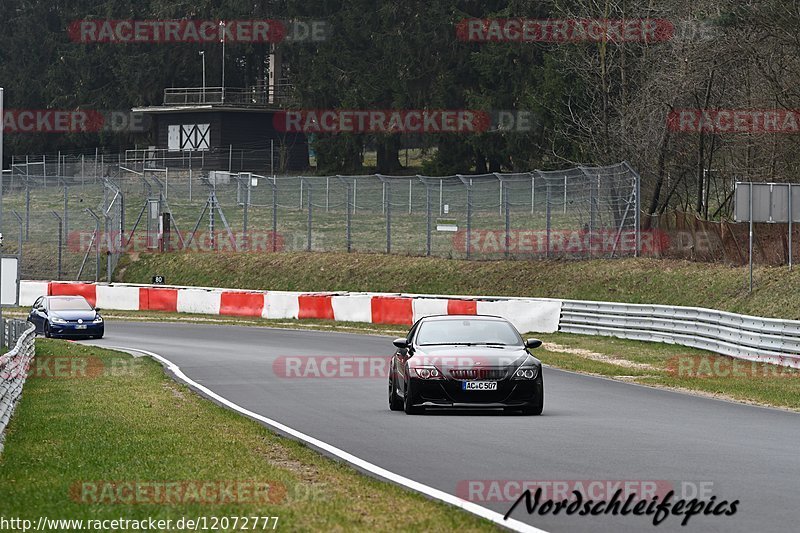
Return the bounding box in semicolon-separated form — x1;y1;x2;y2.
75;325;87;330
462;381;498;391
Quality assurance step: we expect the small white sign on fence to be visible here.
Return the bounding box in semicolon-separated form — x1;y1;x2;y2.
0;256;19;306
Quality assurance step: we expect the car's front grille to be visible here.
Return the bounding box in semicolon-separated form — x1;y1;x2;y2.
450;368;506;381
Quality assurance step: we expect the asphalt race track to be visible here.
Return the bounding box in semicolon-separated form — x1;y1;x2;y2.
85;321;800;533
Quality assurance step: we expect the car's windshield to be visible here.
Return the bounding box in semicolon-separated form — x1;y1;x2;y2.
416;319;522;346
49;298;93;311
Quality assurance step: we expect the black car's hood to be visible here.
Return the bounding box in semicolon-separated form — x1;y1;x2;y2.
50;310;98;321
409;345;539;370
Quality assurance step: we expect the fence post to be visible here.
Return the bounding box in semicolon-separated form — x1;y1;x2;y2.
466;180;473;260
749;182;754;293
306;180;312;252
63;186;68;253
242;174;249;240
12;211;22;265
385;179;391;254
105;213;112;282
546;183;552;258
499;180;503;216
51;211;62;280
790;183;793;271
635;172;641;257
345;178;352;253
531;174;535;214
589;174;596;259
425;180;431;256
271;178;278;252
189;153;193;203
25;181;30;241
504;183;510;258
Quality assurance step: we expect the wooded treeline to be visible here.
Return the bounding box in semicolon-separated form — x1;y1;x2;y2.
1;0;799;219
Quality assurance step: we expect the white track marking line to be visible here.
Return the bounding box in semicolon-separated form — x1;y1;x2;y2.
103;345;548;533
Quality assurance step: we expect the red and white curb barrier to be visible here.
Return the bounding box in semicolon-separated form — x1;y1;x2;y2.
19;281;562;333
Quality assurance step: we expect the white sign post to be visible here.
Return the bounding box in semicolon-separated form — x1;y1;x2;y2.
0;256;18;307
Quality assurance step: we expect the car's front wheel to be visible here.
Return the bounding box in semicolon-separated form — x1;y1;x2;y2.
44;323;52;338
389;364;403;411
403;376;424;415
521;379;544;415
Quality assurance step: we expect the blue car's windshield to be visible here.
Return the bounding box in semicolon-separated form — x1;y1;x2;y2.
49;298;93;311
416;319;522;346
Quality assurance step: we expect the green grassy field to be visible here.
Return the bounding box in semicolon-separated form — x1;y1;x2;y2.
118;251;799;319
5;173;619;281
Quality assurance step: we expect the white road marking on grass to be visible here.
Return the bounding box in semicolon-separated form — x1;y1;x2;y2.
103;344;548;533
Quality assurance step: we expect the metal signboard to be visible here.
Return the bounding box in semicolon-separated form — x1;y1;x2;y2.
734;182;800;223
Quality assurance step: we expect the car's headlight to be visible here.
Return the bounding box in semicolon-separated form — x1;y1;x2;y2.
413;366;443;380
93;316;103;323
50;317;67;324
513;366;538;380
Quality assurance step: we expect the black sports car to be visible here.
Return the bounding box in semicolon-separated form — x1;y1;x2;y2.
389;315;543;415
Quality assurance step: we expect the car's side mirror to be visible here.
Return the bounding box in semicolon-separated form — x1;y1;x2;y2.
94;307;101;313
392;338;409;349
525;338;543;349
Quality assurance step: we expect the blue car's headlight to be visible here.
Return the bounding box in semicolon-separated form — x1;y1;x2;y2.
50;316;67;324
93;316;103;323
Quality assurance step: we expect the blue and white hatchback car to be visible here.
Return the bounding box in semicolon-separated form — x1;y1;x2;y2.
28;296;104;339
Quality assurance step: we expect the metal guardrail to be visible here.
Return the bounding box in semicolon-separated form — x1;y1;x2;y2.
559;300;800;367
0;319;36;453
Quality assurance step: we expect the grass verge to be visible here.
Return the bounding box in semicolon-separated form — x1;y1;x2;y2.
534;333;800;411
0;339;498;532
118;252;800;320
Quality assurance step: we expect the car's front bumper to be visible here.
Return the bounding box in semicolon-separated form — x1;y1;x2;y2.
49;322;104;337
409;376;542;408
